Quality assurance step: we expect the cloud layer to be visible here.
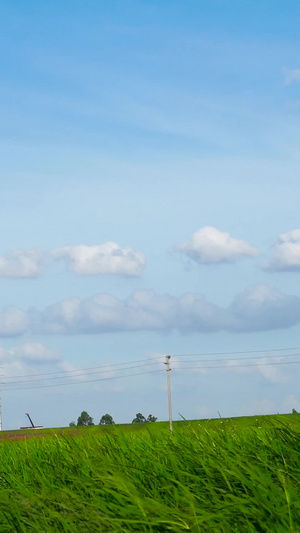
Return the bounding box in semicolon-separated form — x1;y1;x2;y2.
175;226;258;264
52;242;146;276
34;284;300;335
0;283;299;337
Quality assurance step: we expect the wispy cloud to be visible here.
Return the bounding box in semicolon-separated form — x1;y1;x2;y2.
283;68;300;85
224;355;288;383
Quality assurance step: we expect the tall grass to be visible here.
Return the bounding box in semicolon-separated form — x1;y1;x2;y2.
1;421;300;531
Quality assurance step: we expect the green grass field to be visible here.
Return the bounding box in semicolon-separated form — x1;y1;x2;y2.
1;414;300;532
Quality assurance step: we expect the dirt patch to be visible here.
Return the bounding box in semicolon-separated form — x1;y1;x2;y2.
0;433;46;441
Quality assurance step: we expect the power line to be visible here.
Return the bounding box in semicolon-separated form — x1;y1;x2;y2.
172;347;300;357
3;357;300;392
2;369;165;392
176;352;300;364
2;361;163;385
174;360;300;371
2;355;164;380
3;347;300;382
2;346;300;390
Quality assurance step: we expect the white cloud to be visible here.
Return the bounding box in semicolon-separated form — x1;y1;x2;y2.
52;242;146;276
0;249;44;278
175;226;258;264
283;68;300;85
36;284;300;335
9;341;60;364
0;306;30;336
265;230;300;271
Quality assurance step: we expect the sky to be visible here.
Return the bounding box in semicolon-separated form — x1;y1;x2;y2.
1;0;300;429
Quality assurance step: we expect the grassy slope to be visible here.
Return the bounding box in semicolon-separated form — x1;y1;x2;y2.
1;414;300;531
1;412;299;438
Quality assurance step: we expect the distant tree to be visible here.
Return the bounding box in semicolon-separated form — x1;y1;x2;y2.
77;411;94;426
69;421;76;427
147;414;157;423
132;413;147;424
99;414;115;425
132;413;157;424
292;408;298;414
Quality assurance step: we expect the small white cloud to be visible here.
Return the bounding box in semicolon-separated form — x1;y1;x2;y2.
0;249;44;278
0;306;30;336
175;226;258;264
265;230;300;271
9;341;60;364
52;242;146;276
283;68;300;85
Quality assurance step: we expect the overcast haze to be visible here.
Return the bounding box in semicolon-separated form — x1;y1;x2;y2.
1;1;300;429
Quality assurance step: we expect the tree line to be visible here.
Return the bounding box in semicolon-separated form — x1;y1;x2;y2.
69;411;157;427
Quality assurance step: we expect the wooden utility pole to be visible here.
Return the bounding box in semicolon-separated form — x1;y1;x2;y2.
164;355;173;432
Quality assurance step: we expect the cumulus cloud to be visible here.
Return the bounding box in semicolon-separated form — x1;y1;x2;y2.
0;306;30;336
0;249;44;277
283;68;300;85
52;242;146;276
227;284;300;332
265;230;300;271
35;284;300;335
174;226;258;264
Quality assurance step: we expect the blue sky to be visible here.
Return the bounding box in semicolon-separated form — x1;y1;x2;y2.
1;1;300;429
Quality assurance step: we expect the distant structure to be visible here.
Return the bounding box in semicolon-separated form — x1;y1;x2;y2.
20;413;43;430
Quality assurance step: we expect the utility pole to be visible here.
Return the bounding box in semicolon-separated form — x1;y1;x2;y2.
164;355;173;432
0;369;2;432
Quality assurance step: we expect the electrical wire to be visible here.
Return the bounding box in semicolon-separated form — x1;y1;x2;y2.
2;368;165;392
172;347;300;357
176;353;300;364
4;356;300;392
173;360;300;371
3;347;300;382
3;346;300;389
2;361;163;385
2;355;164;380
